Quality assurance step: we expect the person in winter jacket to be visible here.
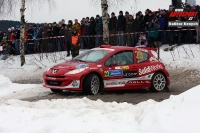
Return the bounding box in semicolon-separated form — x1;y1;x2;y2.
80;18;86;49
14;25;20;55
58;25;65;51
126;15;135;46
136;33;148;46
0;42;12;60
68;20;73;31
117;11;126;46
72;19;81;34
95;15;103;47
33;25;39;53
10;27;15;54
134;13;145;46
71;28;81;58
148;16;160;47
158;9;167;44
84;17;90;49
64;25;72;56
88;17;96;48
2;32;8;44
109;12;117;46
27;25;34;53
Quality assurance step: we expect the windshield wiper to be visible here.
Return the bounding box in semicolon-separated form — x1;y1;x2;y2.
75;59;87;62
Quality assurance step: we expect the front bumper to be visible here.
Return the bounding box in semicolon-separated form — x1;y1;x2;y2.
43;74;82;90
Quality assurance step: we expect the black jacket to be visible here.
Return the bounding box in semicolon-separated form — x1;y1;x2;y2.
89;20;96;35
52;26;59;36
0;33;3;42
14;30;20;39
84;21;90;35
65;30;72;42
27;29;34;39
134;18;145;32
109;16;117;31
3;45;12;55
117;15;126;31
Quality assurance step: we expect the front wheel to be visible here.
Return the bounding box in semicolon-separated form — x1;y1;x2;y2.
151;72;167;92
83;74;100;95
50;89;63;93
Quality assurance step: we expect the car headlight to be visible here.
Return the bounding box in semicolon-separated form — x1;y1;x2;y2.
46;68;51;72
65;67;89;75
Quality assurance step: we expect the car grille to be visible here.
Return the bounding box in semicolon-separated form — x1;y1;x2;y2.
47;80;62;86
46;75;65;78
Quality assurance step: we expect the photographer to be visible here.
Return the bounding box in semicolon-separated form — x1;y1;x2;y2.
148;16;160;47
0;42;12;60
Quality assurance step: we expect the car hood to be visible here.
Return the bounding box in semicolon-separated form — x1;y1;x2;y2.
46;61;96;76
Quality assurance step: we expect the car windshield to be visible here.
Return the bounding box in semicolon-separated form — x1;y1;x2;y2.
72;50;110;63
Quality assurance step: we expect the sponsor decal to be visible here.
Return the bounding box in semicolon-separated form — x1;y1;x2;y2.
48;77;56;80
97;65;102;67
72;80;79;87
115;66;129;70
135;50;144;60
52;69;58;74
123;71;137;78
105;81;126;86
127;80;151;84
149;57;158;62
139;64;163;75
104;70;123;77
76;64;89;69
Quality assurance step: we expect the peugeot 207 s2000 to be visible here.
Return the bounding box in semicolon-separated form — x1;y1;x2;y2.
43;45;170;95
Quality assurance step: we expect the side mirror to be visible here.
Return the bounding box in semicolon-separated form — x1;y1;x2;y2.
111;62;118;66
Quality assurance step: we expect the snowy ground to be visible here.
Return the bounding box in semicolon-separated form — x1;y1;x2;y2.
0;84;200;133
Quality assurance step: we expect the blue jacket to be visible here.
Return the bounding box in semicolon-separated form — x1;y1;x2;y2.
148;21;160;38
95;17;103;33
158;15;167;30
33;28;39;39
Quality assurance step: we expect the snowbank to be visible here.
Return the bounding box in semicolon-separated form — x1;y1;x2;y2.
0;75;41;96
0;85;200;133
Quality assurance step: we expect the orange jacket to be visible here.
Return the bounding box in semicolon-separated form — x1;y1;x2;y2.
72;34;80;46
24;31;27;42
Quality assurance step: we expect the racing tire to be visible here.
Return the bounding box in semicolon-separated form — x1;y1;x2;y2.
83;74;100;95
50;89;63;93
151;72;167;92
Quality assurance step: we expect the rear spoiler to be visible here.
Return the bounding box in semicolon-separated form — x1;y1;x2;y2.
136;46;157;52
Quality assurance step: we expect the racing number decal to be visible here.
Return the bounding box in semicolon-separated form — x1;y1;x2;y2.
104;71;109;77
135;51;144;60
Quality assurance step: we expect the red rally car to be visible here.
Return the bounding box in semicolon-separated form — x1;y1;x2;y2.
43;45;170;95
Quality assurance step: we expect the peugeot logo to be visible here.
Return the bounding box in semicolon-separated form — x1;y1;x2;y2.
52;69;58;74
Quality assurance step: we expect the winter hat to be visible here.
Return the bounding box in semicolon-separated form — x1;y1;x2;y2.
136;13;140;16
16;25;20;28
96;15;100;18
125;11;129;14
119;11;123;14
8;28;11;31
11;27;15;29
169;5;174;8
90;17;95;21
138;11;142;14
111;12;115;15
146;9;150;12
148;10;152;14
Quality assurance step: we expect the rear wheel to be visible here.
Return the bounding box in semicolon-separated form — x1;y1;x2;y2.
50;89;63;93
83;74;100;95
151;72;167;92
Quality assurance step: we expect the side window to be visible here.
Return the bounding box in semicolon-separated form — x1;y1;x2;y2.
105;51;134;66
135;50;149;63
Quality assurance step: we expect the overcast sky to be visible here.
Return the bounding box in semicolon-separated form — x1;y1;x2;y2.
2;0;195;23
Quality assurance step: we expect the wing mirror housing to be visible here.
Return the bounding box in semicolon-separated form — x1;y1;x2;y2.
111;62;118;66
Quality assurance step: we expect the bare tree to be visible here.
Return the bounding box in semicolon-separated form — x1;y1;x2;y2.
91;0;126;44
0;0;55;66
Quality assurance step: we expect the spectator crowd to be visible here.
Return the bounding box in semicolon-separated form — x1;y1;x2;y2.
0;3;200;60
